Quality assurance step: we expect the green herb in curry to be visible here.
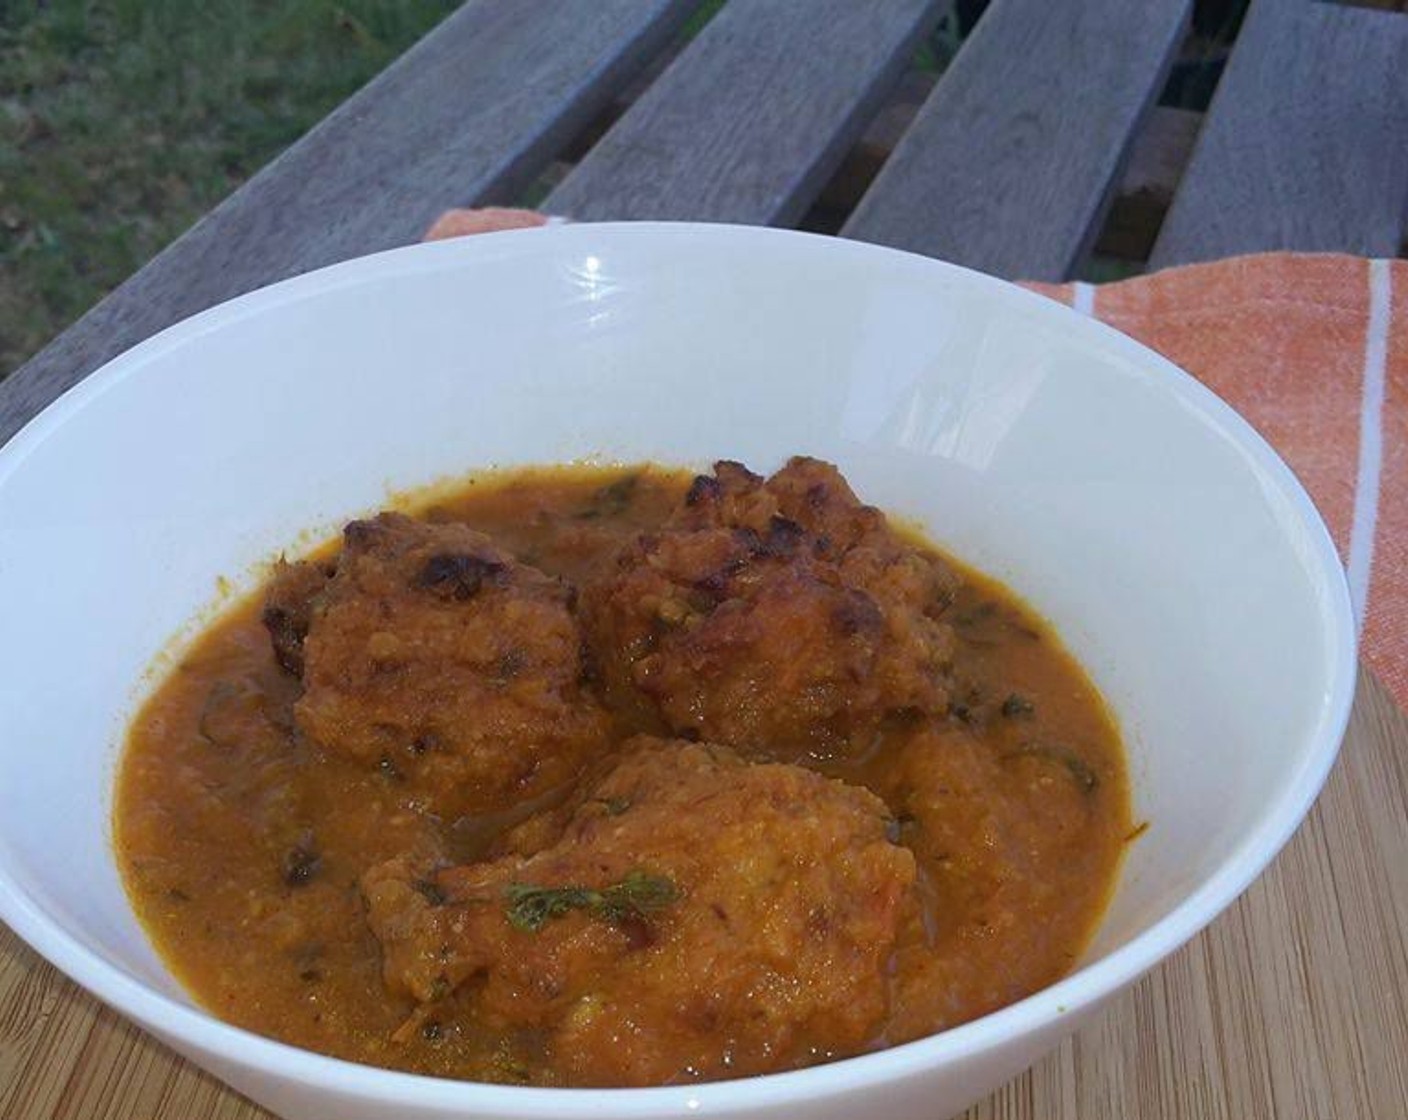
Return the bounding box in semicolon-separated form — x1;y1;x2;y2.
504;870;680;933
1003;743;1099;793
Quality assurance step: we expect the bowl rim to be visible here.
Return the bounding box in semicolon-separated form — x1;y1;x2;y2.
0;221;1357;1115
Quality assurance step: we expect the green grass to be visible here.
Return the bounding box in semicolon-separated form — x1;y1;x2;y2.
0;0;458;378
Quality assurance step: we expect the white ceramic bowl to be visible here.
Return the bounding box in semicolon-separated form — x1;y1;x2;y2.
0;224;1354;1120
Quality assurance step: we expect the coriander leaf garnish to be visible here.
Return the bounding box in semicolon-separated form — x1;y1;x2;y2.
504;870;679;933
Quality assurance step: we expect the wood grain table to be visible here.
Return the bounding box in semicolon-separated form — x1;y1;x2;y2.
3;2;1407;1118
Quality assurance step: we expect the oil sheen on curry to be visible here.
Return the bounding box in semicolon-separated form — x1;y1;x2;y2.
116;458;1132;1087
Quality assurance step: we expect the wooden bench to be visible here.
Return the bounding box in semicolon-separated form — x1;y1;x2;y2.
2;3;1406;1117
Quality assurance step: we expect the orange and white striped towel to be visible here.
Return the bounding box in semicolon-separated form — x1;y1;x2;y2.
426;211;1408;712
1031;257;1406;712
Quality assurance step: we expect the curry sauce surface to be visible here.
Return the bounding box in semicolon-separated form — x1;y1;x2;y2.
116;465;1131;1084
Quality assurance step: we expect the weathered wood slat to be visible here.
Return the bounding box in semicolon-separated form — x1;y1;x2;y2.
841;0;1190;281
1151;0;1408;269
0;0;700;446
545;0;945;225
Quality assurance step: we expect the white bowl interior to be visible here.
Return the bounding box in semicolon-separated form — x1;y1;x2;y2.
0;224;1351;1115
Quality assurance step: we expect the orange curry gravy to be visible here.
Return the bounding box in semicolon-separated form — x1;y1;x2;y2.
116;463;1132;1086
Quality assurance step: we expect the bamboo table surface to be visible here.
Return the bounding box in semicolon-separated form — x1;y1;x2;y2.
2;663;1405;1120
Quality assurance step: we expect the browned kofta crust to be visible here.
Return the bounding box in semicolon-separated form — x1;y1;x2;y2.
361;736;917;1086
261;557;335;677
266;512;607;820
583;457;960;761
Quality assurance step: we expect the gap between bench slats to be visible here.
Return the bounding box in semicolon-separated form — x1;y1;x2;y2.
841;0;1191;282
545;0;945;226
0;0;702;446
1150;0;1408;269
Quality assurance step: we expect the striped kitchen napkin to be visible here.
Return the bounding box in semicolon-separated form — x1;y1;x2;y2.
426;210;1407;712
1029;257;1405;712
